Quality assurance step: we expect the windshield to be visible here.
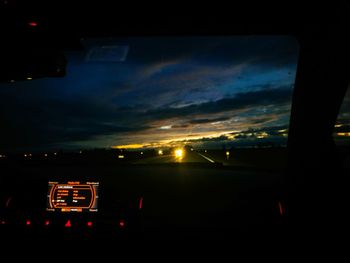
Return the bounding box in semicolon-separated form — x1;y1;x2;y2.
0;36;298;168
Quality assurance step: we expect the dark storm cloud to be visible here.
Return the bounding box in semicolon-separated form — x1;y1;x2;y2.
189;117;230;124
248;117;275;125
184;135;229;143
172;124;190;129
178;125;289;148
144;86;292;120
228;125;288;137
191;36;298;67
120;36;298;68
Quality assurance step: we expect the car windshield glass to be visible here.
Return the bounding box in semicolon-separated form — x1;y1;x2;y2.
0;36;298;168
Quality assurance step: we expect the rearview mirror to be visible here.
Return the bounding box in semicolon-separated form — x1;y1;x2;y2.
0;47;67;82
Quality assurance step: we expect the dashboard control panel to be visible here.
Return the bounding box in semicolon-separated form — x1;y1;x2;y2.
46;181;99;212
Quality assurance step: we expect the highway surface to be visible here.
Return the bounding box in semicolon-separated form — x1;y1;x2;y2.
132;150;217;164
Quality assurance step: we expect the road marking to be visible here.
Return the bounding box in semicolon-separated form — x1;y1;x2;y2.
197;153;215;163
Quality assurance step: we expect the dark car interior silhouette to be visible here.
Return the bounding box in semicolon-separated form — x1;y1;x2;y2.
0;1;349;242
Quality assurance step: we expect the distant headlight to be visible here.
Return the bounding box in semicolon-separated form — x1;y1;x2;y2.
174;149;183;158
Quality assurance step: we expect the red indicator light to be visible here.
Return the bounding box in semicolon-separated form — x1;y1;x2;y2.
139;197;143;210
28;21;38;27
87;221;93;227
119;220;125;228
45;220;50;226
65;220;71;228
26;220;31;226
278;201;284;216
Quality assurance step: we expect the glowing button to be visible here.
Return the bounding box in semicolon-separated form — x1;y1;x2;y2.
65;220;72;228
28;22;38;27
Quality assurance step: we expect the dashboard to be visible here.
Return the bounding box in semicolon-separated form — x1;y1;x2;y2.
0;163;285;240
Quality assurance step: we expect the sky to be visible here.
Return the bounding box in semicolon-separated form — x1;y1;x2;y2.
0;36;301;152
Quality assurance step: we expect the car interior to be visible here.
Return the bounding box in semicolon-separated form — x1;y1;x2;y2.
0;1;349;242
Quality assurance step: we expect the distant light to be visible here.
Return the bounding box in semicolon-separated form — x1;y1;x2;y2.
175;149;184;159
26;77;32;80
160;125;172;130
65;220;71;228
119;220;125;228
204;150;207;153
226;151;230;156
28;21;38;27
54;152;57;156
139;197;143;210
26;220;31;226
158;150;163;155
118;155;125;159
29;153;32;157
87;221;93;227
44;153;48;157
140;152;143;155
1;220;5;225
10;80;15;83
79;150;82;154
24;154;27;157
0;155;2;158
45;220;50;226
191;148;194;151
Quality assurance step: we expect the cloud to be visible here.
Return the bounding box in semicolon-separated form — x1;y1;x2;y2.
172;124;190;129
140;58;186;79
0;83;292;151
133;62;249;108
144;86;293;120
169;125;289;148
189;117;231;124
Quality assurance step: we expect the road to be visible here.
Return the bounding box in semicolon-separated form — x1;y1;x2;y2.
132;150;216;164
129;148;287;169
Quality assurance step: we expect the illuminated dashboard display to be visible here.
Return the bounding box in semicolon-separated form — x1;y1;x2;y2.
46;181;99;212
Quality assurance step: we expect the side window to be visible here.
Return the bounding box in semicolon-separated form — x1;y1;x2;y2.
334;86;350;169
